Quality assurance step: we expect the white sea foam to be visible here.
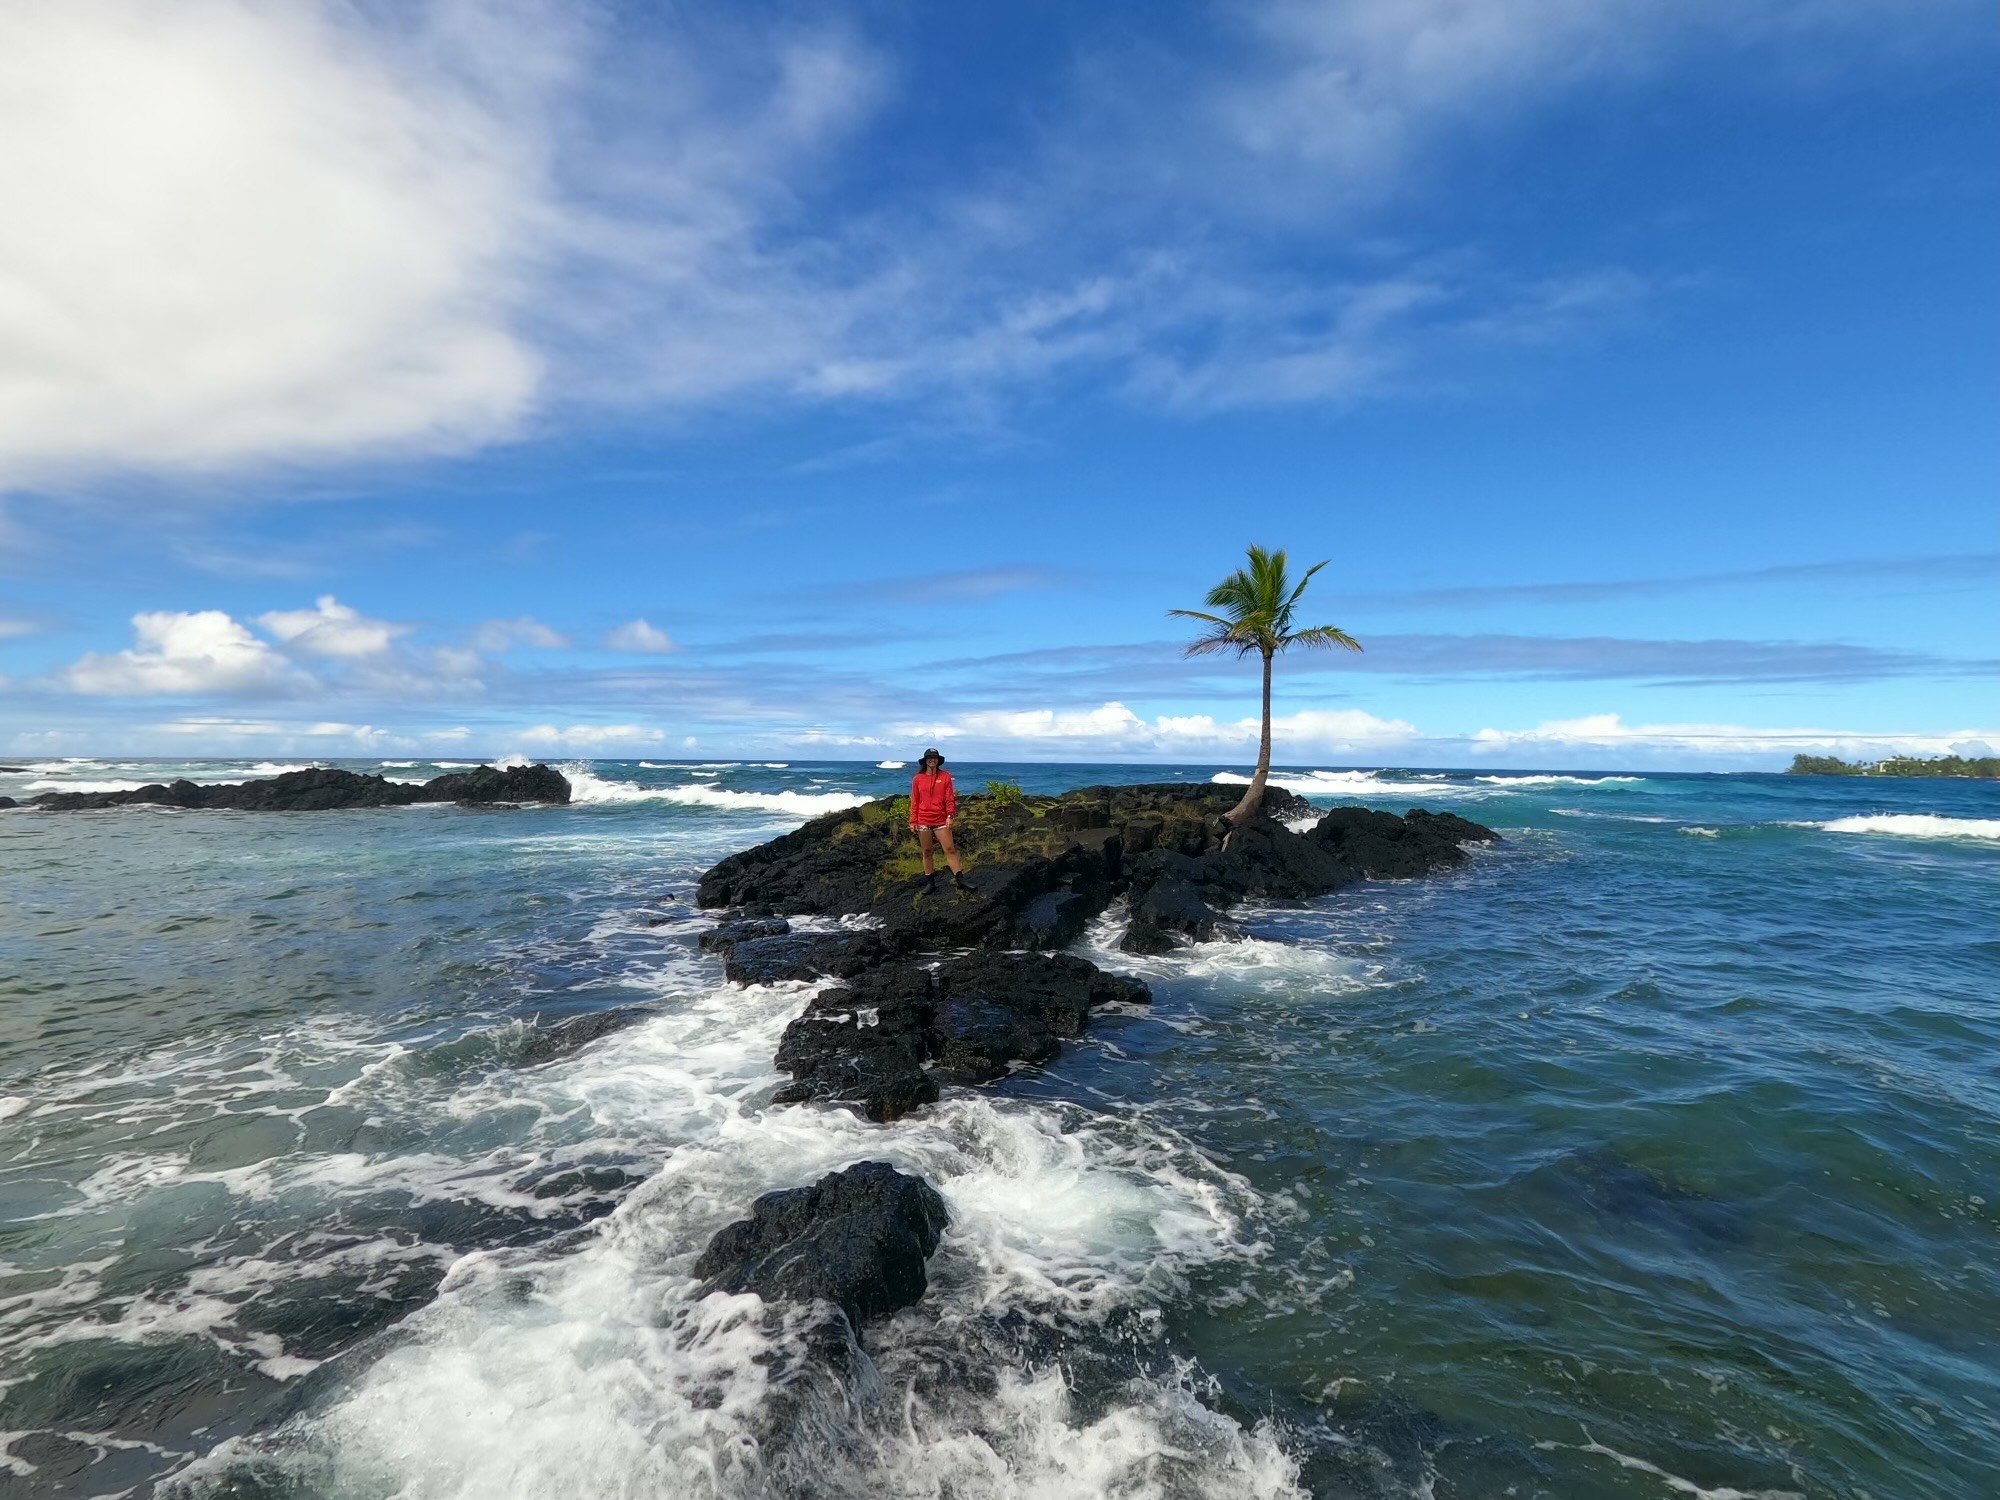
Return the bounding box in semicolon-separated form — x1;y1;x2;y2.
1212;769;1475;799
1681;827;1721;838
380;760;418;768
564;768;867;817
488;755;530;770
166;972;1296;1500
877;760;907;769
1474;774;1640;787
1814;814;2000;842
0;1096;27;1121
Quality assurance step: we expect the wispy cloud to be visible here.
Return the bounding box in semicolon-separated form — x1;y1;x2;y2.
9;0;1978;495
601;619;675;654
1468;713;2000;761
1345;552;2000;612
916;631;1999;691
835;566;1071;605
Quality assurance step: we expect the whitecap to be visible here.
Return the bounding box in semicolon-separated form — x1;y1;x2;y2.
564;768;866;816
0;1096;28;1121
1680;827;1721;838
1815;814;2000;842
1474;774;1640;787
1212;769;1475;799
877;760;907;769
488;755;530;770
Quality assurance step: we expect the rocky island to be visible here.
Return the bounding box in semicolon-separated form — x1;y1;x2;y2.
17;761;572;811
687;781;1496;1337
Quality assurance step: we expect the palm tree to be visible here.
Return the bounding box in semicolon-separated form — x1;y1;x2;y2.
1170;545;1363;827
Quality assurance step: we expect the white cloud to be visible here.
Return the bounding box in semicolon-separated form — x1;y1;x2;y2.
902;700;1418;757
0;0;552;489
0;618;40;640
470;616;569;653
601;619;675;654
1468;713;2000;759
257;596;407;658
65;610;305;697
153;716;389;747
516;723;667;749
5;0;1973;496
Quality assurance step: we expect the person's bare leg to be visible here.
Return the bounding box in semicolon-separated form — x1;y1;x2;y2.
934;824;964;875
917;825;937;876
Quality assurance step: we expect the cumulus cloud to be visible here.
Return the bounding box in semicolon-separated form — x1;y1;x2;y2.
470;616;569;653
601;619;675;654
257;596;408;658
904;700;1417;757
65;610;306;697
0;0;552;490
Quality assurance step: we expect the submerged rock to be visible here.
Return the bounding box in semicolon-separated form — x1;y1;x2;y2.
0;796;15;810
30;763;571;812
693;1160;949;1327
516;1005;654;1067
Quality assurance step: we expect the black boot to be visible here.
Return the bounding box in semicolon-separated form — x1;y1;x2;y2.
952;871;974;892
921;871;938;894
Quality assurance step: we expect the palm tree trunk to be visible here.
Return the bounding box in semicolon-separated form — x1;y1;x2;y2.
1227;648;1275;826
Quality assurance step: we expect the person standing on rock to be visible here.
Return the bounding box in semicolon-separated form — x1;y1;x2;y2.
910;748;973;893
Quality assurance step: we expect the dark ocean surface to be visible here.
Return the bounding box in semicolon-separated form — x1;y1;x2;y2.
2;758;1996;1499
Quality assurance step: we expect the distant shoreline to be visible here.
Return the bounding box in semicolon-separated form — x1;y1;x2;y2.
1788;753;1999;780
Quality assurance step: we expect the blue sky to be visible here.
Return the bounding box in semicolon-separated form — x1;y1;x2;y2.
1;0;1995;768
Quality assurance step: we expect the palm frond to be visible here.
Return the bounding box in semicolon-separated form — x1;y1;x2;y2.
1288;624;1363;652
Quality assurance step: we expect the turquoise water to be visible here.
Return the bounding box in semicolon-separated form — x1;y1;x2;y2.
1;759;1996;1498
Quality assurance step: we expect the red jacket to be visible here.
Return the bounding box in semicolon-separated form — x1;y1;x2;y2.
909;770;957;826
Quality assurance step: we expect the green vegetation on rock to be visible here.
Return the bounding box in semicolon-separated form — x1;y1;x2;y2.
1788;753;2000;779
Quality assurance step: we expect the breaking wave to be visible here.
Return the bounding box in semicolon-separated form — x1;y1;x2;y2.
1473;774;1640;787
1212;769;1475;799
564;768;868;817
145;972;1297;1500
1813;813;2000;842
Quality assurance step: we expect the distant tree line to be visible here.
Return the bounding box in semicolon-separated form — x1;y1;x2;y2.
1788;753;2000;779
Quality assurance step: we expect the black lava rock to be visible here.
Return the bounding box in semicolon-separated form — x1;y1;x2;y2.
31;764;571;812
769;951;1150;1114
1121;878;1223;954
696;783;1488;960
699;917;792;954
724;929;905;985
693;1161;949;1327
1308;805;1497;877
423;762;574;806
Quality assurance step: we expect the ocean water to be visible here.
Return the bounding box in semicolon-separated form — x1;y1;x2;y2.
1;758;1997;1499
